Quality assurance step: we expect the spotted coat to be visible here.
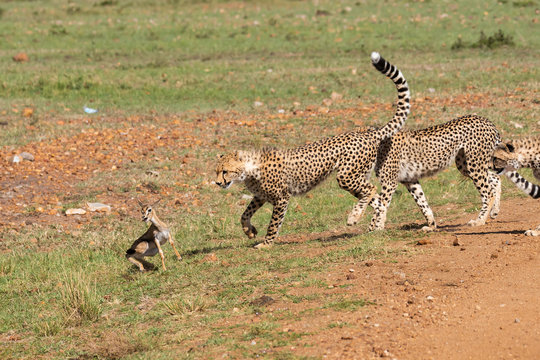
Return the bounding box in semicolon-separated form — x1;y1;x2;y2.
493;137;540;236
215;52;410;248
370;115;502;231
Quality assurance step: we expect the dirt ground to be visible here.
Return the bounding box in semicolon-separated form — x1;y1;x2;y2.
268;197;540;360
1;109;539;359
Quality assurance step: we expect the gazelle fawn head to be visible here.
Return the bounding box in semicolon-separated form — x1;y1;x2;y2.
137;199;161;223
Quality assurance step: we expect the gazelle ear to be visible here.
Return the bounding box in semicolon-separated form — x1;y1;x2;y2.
152;198;162;207
136;198;144;207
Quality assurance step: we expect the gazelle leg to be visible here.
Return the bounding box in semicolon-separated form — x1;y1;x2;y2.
127;255;146;271
168;234;182;260
154;239;167;270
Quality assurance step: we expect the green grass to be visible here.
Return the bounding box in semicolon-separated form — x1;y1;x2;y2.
1;0;539;358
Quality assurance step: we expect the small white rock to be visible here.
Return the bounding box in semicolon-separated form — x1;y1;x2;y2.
426;295;435;301
10;155;21;163
253;101;263;107
348;268;355;273
278;109;285;114
66;208;87;215
87;202;111;213
20;152;35;161
428;88;436;93
251;340;256;345
241;194;253;200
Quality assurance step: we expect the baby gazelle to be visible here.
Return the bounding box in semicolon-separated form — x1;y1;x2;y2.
126;200;182;271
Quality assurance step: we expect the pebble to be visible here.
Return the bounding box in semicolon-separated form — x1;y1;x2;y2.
417;238;433;245
66;208;86;215
514;318;520;323
253;101;263;107
9;155;21;163
426;295;435;302
86;202;111;213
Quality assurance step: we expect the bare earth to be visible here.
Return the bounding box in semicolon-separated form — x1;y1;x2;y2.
273;197;540;359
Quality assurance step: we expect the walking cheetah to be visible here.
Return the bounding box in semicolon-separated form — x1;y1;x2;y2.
215;52;410;248
369;115;502;231
493;137;540;235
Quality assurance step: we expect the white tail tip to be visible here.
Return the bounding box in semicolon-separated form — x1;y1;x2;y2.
371;52;380;64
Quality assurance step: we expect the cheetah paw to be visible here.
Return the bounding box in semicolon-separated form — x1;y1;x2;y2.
524;230;540;236
254;241;273;249
421;225;436;233
243;226;258;239
467;219;486;227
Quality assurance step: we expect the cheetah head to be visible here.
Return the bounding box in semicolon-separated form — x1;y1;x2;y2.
492;143;520;174
215;152;246;189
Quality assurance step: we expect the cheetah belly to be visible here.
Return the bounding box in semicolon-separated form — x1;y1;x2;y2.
396;157;454;183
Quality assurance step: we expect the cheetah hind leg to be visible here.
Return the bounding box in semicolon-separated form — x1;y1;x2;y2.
346;184;378;226
525;224;540;236
489;174;501;219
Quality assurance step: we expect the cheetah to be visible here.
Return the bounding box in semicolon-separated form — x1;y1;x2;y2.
493;137;540;235
215;52;410;248
369;115;502;232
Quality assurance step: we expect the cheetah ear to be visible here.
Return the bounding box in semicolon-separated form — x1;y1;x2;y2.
506;143;515;153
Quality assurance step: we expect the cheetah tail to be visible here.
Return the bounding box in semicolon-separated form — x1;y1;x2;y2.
370;52;411;141
505;171;540;199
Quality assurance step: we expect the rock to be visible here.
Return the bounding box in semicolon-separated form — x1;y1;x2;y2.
453;237;461;246
250;295;275;307
86;202;111;213
490;253;498;259
365;261;374;267
66;208;87;215
426;295;435;302
13;52;29;63
253;101;263;107
348;268;355;273
514;318;520;323
145;170;159;177
346;273;357;280
417;238;433;245
9;155;21;163
241;194;253;200
20;152;35;161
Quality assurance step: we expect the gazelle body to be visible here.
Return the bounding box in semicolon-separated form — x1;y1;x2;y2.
126;201;182;271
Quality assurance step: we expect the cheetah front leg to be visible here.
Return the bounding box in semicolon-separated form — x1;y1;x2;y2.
489;173;501;219
254;195;290;249
403;181;437;232
369;180;398;231
241;197;266;239
455;152;495;227
467;170;496;227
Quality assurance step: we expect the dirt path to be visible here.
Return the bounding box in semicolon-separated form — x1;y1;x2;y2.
297;197;540;359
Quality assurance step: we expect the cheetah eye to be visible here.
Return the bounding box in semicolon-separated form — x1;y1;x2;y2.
222;170;228;175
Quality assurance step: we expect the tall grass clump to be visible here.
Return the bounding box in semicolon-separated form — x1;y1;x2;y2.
451;29;514;50
60;271;102;324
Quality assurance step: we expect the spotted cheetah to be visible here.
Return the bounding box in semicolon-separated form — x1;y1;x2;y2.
215;52;410;248
369;115;502;232
493;137;540;235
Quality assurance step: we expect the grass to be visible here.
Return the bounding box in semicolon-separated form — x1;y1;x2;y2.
0;0;539;358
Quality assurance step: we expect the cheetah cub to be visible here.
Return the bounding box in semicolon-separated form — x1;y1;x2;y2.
126;200;182;271
216;52;410;248
370;114;502;231
493;137;540;236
